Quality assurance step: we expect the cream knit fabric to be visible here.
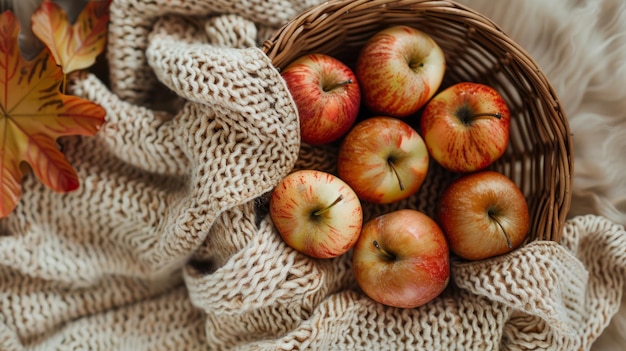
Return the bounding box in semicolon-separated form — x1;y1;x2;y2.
1;0;625;350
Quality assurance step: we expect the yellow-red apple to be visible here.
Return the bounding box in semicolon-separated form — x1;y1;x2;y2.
269;170;363;259
281;53;361;145
438;170;530;261
356;25;445;117
337;116;429;204
352;209;450;308
421;82;511;173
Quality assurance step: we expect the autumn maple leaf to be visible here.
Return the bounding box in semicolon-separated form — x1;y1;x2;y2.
31;0;111;74
0;10;106;218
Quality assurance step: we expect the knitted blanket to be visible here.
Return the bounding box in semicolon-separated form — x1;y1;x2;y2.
1;0;626;350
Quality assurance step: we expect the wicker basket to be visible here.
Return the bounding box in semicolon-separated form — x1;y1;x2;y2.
262;0;573;244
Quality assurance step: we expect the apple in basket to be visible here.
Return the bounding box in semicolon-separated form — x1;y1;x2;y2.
438;170;530;261
356;25;446;118
421;82;511;173
281;53;361;145
269;169;363;259
337;116;429;204
352;209;450;309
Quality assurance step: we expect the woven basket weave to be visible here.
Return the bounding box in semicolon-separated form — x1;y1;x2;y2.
263;0;573;244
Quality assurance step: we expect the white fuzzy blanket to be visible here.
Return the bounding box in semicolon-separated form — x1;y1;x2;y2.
459;0;626;349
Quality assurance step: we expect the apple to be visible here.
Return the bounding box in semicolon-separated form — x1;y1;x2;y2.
352;209;450;308
337;116;429;204
269;169;363;259
356;25;446;118
438;170;530;261
281;53;361;145
420;82;511;173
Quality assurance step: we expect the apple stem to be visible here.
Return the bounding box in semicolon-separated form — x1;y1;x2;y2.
324;78;353;92
489;212;513;249
313;195;344;216
373;240;396;261
387;159;405;192
469;112;503;121
409;61;425;70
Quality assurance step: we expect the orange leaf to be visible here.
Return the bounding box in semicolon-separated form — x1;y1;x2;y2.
0;10;106;218
31;0;111;74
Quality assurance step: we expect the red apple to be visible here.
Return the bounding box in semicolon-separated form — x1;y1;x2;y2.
281;53;361;145
438;170;530;261
337;116;429;204
356;25;446;118
352;209;450;308
420;82;511;173
269;169;363;259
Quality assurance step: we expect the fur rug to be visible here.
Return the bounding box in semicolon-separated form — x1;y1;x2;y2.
457;0;626;349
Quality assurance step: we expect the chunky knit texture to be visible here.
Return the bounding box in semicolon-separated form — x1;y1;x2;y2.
1;0;625;350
